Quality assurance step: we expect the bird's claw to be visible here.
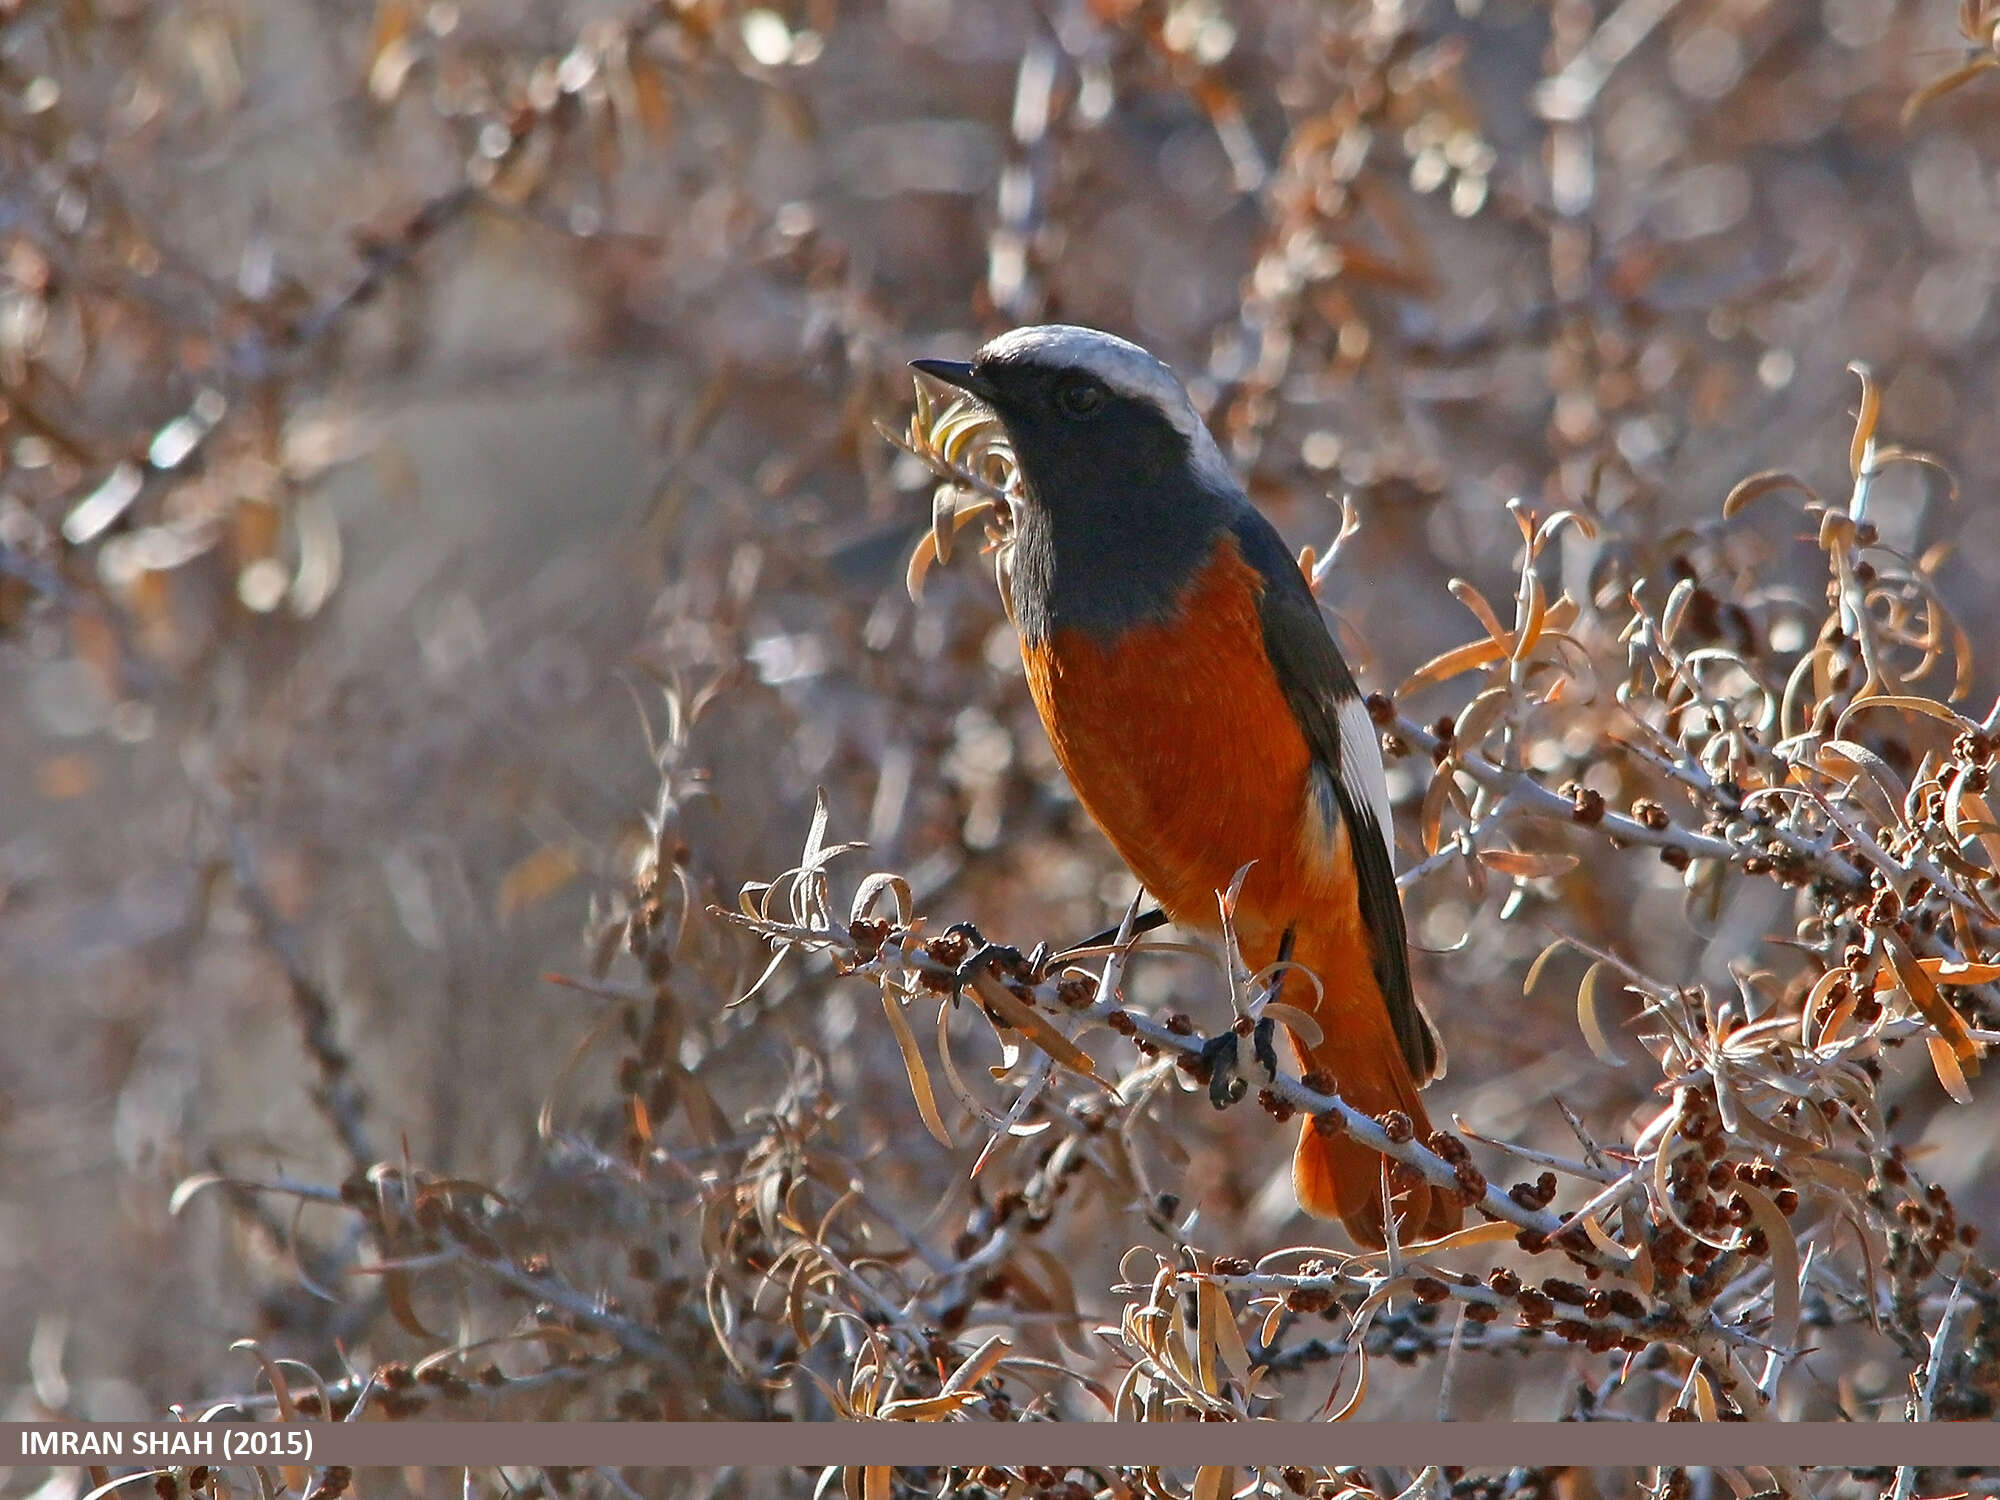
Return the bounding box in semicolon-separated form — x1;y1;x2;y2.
1249;926;1292;1082
1253;1014;1280;1081
944;923;1035;1001
1200;1031;1248;1110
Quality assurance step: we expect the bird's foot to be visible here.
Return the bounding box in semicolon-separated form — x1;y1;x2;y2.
1252;1014;1281;1081
1199;1031;1248;1109
942;921;1038;999
1247;925;1295;1081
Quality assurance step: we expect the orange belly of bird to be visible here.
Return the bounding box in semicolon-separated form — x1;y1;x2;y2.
1021;540;1457;1247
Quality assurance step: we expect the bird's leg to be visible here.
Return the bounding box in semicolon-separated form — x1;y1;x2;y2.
1274;925;1297;969
1253;1016;1281;1081
1252;926;1296;1082
939;920;985;1001
1050;905;1169;962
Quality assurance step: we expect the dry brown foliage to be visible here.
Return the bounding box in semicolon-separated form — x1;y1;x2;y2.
8;3;2000;1500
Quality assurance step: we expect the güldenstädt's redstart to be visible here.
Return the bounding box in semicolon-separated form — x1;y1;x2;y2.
913;325;1457;1247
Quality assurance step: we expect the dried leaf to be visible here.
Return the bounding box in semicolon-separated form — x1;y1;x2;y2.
874;1391;974;1420
1578;1212;1637;1265
1324;1332;1372;1421
1449;684;1514;758
1200;1279;1254;1383
1533;508;1597;548
931;484;960;567
533;995;632;1140
365;0;416;103
1903;54;2000;126
1660;577;1697;646
1690;1366;1718;1422
905;502;992;601
1575;961;1630;1067
1260;1000;1324;1051
1816;740;1909;831
1945;595;1976;699
1653;1125;1711;1245
934;990;1010;1130
497;846;580;921
1405;1218;1520;1253
941;1333;1011;1394
850;872;914;926
169;1173;229;1216
1735;1183;1801;1351
786;1254;815;1351
1849;363;1881;480
1523;936;1570;998
1449;577;1511;647
1402;635;1510;695
1800;965;1852;1052
1929;1035;1976;1104
1478;847;1579;879
1420;756;1459;856
1191;1281;1220;1396
384;1268;435;1339
228;1339;301;1423
1260;1301;1286;1348
881;981;953;1146
674;1065;730;1146
1512;570;1548;662
1922;958;2000;984
1112;1362;1145;1422
1835;694;1971;735
967;971;1115;1092
1885;930;1980;1072
1722;470;1818;518
1021;1246;1094;1364
1952;789;2000;875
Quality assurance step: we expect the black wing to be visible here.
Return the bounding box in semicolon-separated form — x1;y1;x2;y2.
1232;513;1439;1082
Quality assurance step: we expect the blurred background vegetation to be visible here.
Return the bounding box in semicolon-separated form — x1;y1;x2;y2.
6;0;2000;1495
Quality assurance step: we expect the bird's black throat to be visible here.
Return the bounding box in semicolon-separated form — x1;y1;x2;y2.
1004;429;1239;646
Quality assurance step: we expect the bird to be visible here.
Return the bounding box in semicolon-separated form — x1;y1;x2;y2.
910;324;1459;1248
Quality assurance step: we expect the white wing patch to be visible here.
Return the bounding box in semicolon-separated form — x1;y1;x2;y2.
1335;692;1397;866
976;324;1237;495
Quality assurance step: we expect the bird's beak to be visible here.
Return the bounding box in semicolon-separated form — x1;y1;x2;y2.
910;358;997;403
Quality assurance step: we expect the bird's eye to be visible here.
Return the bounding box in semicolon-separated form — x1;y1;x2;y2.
1054;378;1106;420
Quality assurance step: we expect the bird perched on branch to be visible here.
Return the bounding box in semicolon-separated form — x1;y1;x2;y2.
912;325;1458;1248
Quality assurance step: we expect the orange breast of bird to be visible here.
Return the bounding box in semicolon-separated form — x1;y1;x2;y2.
1019;536;1364;988
1020;534;1452;1246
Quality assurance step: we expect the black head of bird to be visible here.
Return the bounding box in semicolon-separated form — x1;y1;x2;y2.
911;324;1244;638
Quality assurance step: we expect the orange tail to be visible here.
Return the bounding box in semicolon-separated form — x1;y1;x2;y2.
1292;1020;1461;1249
